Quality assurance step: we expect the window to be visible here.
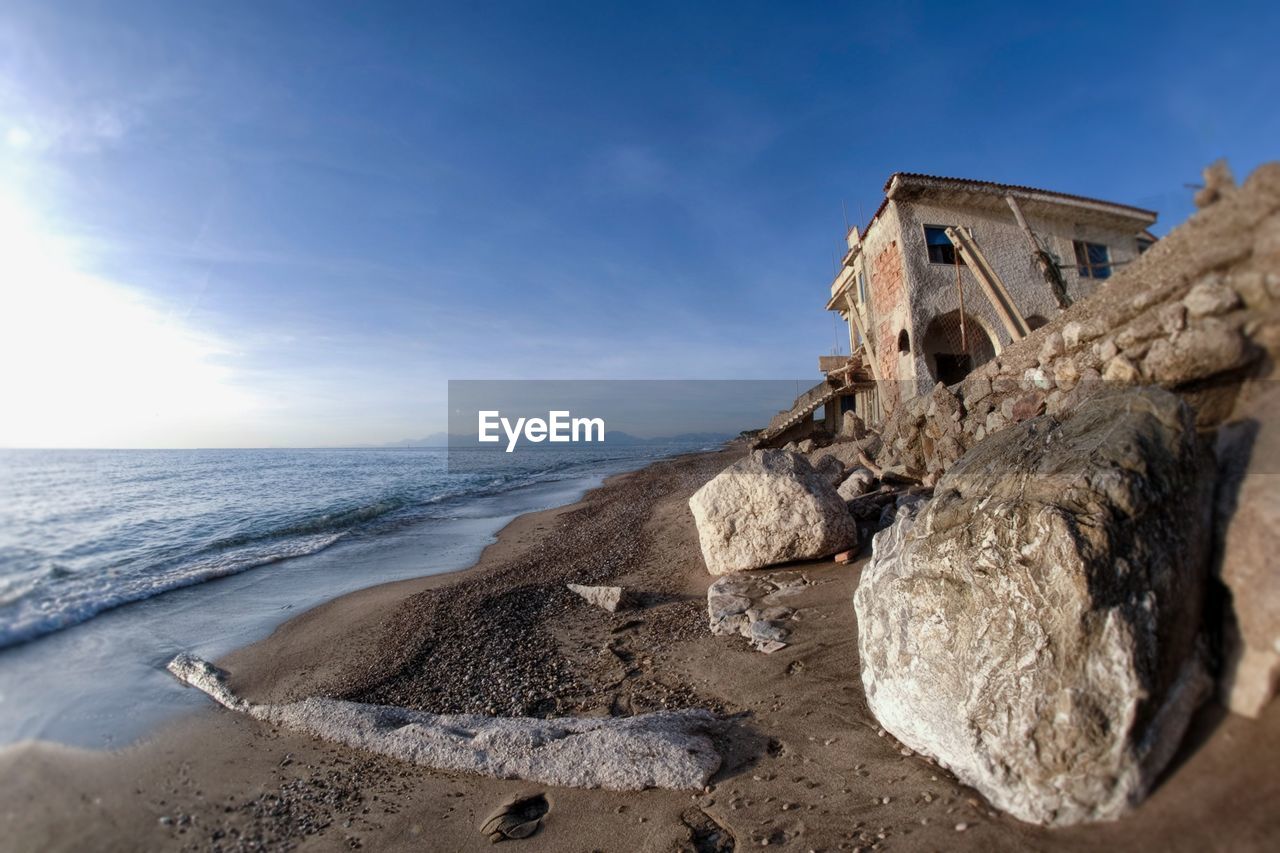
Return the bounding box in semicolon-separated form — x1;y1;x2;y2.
1074;240;1111;279
856;271;868;304
924;226;962;265
897;329;910;353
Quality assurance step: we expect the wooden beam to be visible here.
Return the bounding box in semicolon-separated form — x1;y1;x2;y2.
944;227;1031;342
1005;195;1070;309
842;290;883;383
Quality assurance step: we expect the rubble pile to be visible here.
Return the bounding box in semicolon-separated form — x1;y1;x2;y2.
847;161;1280;825
686;162;1280;828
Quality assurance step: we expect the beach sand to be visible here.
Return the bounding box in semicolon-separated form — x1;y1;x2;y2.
2;447;1278;851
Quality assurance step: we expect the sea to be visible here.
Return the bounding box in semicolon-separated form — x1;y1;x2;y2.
0;444;712;747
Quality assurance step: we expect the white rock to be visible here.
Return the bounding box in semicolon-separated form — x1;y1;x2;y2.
689;450;856;575
837;467;876;500
1037;332;1064;366
854;388;1214;826
1062;320;1104;350
168;654;720;791
566;583;631;613
1023;367;1051;390
1184;280;1241;318
1103;354;1141;383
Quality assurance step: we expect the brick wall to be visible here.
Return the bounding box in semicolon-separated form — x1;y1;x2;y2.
870;240;906;408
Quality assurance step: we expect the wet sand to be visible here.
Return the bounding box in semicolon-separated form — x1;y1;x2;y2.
2;447;1278;851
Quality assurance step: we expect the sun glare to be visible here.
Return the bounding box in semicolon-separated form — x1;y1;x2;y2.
0;192;257;447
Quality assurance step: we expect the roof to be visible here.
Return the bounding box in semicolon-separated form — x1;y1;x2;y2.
853;171;1158;244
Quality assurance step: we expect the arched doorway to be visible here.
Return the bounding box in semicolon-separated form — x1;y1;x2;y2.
922;311;997;386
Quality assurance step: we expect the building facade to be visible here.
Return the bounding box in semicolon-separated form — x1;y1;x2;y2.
826;173;1157;421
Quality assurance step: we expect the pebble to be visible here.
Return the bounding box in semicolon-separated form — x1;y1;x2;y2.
955;822;969;832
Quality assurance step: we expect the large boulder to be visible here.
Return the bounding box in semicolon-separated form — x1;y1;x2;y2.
1215;387;1280;718
854;387;1215;826
690;450;856;575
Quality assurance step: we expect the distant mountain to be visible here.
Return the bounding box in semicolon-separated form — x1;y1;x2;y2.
381;430;733;448
383;432;450;447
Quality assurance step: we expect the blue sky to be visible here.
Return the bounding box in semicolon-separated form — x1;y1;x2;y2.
0;1;1276;447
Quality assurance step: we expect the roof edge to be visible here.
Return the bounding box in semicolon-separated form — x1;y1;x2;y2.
883;172;1158;221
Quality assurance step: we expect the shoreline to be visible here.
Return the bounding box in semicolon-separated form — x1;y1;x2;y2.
0;447;680;748
217;457;671;706
2;445;1279;851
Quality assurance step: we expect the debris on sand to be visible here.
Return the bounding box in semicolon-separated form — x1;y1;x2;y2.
167;653;721;791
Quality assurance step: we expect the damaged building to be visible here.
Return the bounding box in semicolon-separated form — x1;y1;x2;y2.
757;173;1157;446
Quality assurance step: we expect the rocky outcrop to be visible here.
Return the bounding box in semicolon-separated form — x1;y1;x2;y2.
566;583;632;613
706;572;810;653
854;388;1215;826
1215;387;1280;718
168;654;721;791
689;450;856;575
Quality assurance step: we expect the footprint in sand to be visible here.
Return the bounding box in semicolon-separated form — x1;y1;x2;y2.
480;792;551;843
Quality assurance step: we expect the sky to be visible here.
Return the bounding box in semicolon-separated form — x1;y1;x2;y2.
0;1;1276;448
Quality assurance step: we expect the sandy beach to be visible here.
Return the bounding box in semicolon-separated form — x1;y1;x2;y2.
3;3;1277;850
0;445;1275;852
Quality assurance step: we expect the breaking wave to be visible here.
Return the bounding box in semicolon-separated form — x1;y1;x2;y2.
0;444;697;650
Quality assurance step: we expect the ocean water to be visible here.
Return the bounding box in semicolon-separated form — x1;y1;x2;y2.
0;444;708;746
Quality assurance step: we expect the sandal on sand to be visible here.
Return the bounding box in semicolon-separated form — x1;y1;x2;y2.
479;792;550;843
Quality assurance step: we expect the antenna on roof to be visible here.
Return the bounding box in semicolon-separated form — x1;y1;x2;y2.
841;200;849;234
